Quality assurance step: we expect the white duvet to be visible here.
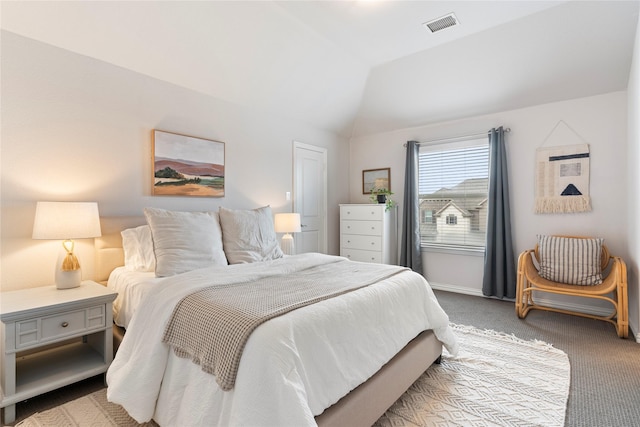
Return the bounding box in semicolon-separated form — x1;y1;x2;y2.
106;253;457;426
107;267;158;328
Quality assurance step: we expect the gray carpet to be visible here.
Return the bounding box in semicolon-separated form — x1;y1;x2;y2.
7;290;640;426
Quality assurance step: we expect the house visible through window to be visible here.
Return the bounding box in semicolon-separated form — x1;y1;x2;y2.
418;136;489;250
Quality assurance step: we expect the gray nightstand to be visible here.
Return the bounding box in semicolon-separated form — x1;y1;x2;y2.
0;281;117;424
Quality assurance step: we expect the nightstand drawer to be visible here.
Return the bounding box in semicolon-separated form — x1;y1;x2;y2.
42;309;87;340
341;220;383;236
15;305;106;349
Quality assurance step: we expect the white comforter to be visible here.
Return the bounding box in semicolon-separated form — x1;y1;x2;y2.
107;267;158;328
106;253;457;426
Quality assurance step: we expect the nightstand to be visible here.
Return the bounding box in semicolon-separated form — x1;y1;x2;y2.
0;281;117;424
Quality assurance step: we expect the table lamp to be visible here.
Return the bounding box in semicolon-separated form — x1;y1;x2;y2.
32;201;102;289
274;213;301;256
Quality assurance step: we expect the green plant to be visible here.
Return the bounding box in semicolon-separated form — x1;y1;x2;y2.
369;188;396;211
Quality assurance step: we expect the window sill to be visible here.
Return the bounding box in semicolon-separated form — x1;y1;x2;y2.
421;245;485;257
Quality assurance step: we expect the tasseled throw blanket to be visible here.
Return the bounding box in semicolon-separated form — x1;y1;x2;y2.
162;259;408;391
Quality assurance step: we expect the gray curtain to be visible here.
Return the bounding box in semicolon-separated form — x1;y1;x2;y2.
400;140;423;275
482;127;516;298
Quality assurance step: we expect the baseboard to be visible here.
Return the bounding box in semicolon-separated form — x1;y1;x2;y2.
430;282;484;297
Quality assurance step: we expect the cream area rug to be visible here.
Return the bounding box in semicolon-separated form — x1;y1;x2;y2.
14;388;158;427
375;324;570;427
15;324;569;427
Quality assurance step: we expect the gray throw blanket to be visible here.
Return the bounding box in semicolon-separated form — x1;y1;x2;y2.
162;259;408;390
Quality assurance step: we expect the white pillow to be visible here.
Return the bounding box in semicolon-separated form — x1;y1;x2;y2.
218;206;284;264
144;207;227;277
121;225;156;272
537;235;604;286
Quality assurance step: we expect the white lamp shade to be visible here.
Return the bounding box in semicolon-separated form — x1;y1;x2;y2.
32;202;102;240
274;213;302;233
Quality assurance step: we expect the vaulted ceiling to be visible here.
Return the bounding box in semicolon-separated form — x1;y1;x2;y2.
1;1;638;138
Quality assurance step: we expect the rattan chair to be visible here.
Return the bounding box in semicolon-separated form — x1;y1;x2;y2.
515;236;628;338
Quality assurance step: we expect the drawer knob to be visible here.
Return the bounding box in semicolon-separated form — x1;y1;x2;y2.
61;322;69;328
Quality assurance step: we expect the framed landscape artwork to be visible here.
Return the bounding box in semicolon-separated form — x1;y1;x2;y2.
362;168;390;194
152;130;225;197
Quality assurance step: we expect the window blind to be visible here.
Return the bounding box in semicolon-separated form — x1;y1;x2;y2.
418;137;489;250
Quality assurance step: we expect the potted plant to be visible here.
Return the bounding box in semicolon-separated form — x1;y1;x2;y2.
369;188;396;211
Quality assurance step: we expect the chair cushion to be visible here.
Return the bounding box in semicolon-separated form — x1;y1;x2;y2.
537;235;604;285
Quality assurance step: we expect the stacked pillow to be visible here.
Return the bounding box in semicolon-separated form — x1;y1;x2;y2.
143;207;227;277
218;206;284;264
122;206;284;277
121;225;156;272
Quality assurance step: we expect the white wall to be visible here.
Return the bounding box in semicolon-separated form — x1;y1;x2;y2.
0;31;350;291
350;91;629;313
627;13;640;341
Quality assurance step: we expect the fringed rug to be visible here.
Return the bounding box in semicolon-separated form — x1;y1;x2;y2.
14;324;569;427
13;387;158;427
376;324;570;427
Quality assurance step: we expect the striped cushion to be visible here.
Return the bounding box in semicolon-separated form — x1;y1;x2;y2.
537;235;604;286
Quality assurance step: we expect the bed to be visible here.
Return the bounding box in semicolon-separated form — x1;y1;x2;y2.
97;207;457;426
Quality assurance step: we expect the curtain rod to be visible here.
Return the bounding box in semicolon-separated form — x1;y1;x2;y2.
404;127;511;147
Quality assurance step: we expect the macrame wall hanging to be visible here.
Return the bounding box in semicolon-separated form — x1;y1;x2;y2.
535;120;591;214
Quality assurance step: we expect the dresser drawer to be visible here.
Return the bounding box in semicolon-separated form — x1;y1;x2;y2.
341;220;383;236
340;205;383;221
341;234;382;251
15;305;106;349
341;248;382;263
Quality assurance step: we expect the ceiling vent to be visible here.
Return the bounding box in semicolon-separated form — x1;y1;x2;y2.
423;13;459;33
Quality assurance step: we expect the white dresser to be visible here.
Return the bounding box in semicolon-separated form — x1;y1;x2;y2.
340;204;397;264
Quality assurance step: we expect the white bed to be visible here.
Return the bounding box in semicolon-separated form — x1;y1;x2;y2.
97;208;457;426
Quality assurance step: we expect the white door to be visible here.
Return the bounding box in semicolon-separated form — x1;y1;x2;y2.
293;141;327;254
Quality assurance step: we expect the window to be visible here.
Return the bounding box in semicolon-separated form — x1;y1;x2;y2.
422;209;436;224
418;137;489;250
